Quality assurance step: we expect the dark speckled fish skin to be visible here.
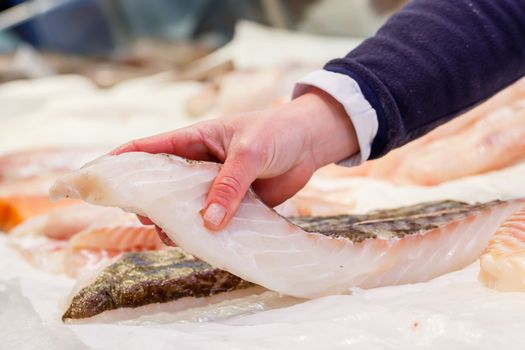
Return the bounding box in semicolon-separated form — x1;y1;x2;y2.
289;200;502;242
64;200;502;320
62;249;254;320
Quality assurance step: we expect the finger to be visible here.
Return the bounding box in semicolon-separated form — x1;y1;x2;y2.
111;128;215;161
201;150;263;231
252;163;314;207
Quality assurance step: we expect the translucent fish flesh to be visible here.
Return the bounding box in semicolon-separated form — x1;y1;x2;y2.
50;152;525;298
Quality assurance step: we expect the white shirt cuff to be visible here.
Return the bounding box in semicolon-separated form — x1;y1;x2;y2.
292;70;378;167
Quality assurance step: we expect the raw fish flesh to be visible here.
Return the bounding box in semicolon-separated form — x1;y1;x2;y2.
10;224;163;277
64;225;165;277
479;207;525;292
40;203;131;240
68;225;163;252
0;147;104;182
9;203;164;277
0;196;78;232
50;153;525;298
0;148;107;198
9;202;138;241
63;249;255;321
0;176;65;197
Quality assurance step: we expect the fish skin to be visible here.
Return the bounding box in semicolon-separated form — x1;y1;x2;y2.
290;200;471;242
50;152;525;298
63;249;254;320
479;208;525;292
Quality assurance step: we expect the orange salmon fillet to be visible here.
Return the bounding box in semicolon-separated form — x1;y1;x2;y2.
0;196;78;232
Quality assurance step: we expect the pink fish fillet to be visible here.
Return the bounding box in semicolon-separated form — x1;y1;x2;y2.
479;207;525;292
10;203;164;277
0;147;105;181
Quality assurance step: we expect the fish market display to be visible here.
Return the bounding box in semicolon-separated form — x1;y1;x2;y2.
63;225;164;278
63;249;255;321
0;148;107;198
0;196;78;232
0;176;66;197
50;152;525;298
0;148;104;182
38;203;129;240
9;203;164;277
479;207;525;292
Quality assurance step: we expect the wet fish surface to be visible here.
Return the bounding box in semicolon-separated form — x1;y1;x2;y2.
63;249;254;320
50;153;525;298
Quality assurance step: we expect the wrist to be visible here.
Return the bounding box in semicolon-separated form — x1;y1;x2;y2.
289;87;359;169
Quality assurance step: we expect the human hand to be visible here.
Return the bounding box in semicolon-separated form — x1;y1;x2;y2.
112;87;358;231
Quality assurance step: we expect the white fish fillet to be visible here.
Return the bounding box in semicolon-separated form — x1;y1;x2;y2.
50;152;525;298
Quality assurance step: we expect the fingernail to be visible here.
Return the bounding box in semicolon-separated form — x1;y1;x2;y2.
203;203;227;227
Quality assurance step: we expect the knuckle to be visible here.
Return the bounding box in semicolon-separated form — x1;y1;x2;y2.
127;139;141;152
197;124;216;141
214;175;243;200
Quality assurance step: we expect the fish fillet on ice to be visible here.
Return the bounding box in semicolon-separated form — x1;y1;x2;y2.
50;153;525;298
479;207;525;292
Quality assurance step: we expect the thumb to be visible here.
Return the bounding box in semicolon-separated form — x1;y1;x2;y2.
201;150;263;231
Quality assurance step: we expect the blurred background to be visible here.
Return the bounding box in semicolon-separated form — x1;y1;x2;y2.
0;0;406;85
0;0;523;200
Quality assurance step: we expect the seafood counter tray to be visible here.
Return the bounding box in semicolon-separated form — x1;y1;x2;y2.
2;234;525;350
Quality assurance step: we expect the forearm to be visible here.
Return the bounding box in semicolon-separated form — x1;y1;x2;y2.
324;0;525;158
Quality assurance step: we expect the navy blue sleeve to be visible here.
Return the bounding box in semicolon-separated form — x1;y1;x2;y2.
324;0;525;159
